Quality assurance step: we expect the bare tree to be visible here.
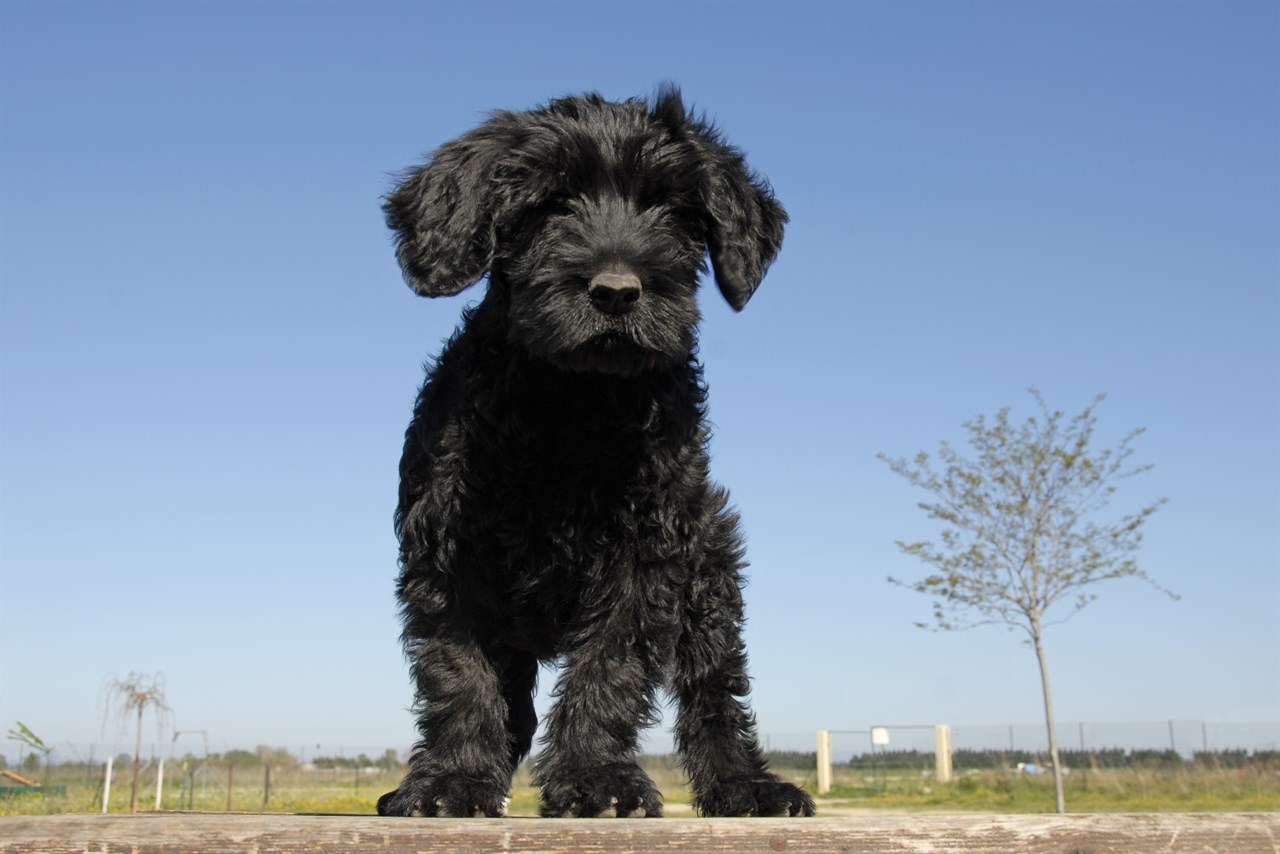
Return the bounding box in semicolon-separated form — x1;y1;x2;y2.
102;671;172;812
879;390;1176;813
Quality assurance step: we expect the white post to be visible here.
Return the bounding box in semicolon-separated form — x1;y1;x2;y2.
816;730;832;794
935;724;953;784
102;756;113;814
155;758;165;810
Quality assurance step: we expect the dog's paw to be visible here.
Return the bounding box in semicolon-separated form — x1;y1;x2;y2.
694;775;815;817
376;777;507;818
539;762;663;818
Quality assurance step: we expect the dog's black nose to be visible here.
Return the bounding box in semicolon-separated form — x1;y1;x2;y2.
588;272;643;316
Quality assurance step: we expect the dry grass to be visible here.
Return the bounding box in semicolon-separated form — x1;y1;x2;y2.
3;758;1275;816
820;763;1279;813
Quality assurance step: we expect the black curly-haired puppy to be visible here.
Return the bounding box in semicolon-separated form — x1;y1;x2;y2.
377;87;813;820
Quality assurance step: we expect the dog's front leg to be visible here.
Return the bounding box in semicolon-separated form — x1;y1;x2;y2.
377;635;515;817
673;513;816;817
534;613;664;818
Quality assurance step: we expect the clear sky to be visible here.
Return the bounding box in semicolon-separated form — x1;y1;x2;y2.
2;0;1277;761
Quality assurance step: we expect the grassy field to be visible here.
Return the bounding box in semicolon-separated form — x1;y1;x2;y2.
2;757;1275;816
818;764;1279;813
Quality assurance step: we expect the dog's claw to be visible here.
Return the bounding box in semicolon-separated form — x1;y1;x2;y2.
377;779;507;818
538;762;663;818
694;776;816;817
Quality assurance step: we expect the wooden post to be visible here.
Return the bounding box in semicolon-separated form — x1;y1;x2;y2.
816;730;832;794
934;725;952;784
2;813;1276;853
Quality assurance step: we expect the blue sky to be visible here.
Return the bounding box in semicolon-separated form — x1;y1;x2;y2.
2;0;1276;760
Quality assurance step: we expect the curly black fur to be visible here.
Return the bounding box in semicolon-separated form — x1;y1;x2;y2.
377;87;814;819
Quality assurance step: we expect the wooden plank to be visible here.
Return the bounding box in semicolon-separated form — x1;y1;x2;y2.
2;812;1277;854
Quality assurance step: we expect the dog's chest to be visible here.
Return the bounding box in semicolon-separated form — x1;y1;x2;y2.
400;353;705;651
457;384;695;635
474;393;676;541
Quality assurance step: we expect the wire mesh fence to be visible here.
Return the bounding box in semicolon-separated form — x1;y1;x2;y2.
1;721;1275;813
0;744;406;814
818;721;1279;768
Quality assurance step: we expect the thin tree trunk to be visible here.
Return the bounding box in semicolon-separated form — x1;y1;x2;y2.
1030;621;1066;813
130;703;143;813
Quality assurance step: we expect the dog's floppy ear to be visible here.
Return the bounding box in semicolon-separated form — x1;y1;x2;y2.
384;114;520;297
660;89;787;312
702;144;787;311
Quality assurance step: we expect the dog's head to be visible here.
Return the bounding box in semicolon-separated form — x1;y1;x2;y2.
385;87;786;376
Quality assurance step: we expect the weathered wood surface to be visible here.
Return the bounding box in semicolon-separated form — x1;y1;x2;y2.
1;812;1276;853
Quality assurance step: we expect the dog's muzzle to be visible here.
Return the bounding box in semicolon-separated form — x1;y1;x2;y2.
588;271;642;316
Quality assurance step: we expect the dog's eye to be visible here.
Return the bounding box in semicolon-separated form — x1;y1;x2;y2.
646;201;702;234
636;188;698;221
538;198;575;219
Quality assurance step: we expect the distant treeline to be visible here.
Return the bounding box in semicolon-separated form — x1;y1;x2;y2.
10;746;1276;774
0;747;405;773
760;749;1280;771
844;752;1274;773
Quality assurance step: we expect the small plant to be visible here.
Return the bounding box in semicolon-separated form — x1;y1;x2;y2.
5;723;51;784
